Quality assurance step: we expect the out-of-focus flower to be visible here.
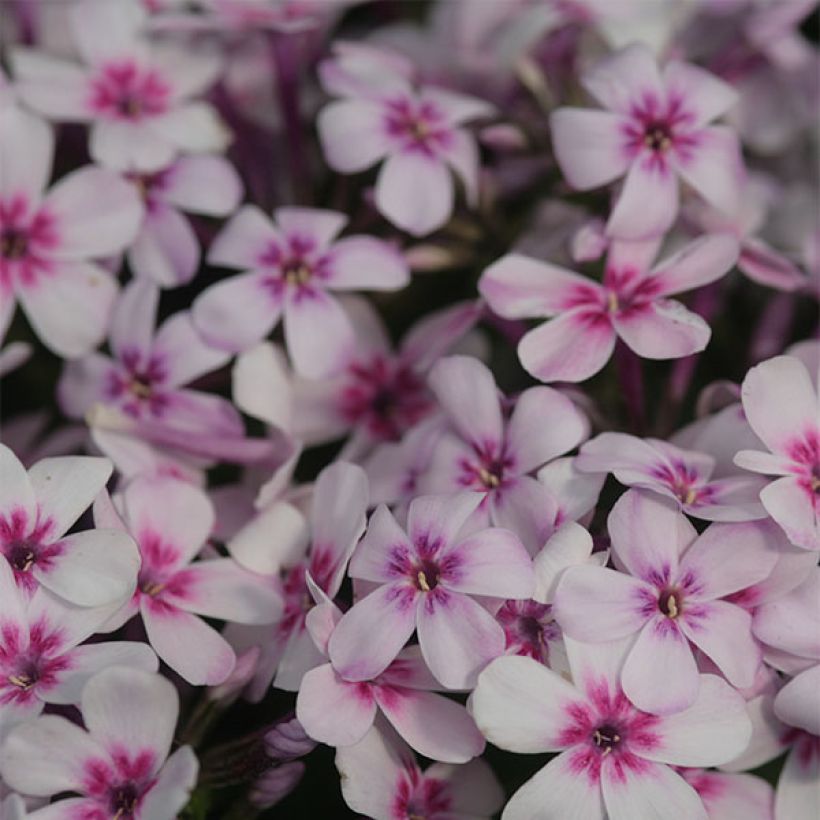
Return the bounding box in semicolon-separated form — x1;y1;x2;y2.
0;667;198;820
480;233;739;383
193;206;409;376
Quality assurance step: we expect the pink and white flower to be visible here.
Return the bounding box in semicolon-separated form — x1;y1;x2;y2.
0;108;141;357
734;354;820;551
335;719;503;820
12;0;229;172
95;476;283;685
297;600;485;763
328;492;534;688
192;206;410;376
553;489;779;714
471;637;752;819
0;555;157;731
479;233;739;383
0;444;139;607
317;46;493;236
550;43;745;240
577;431;766;521
124;155;243;287
0;667;198;820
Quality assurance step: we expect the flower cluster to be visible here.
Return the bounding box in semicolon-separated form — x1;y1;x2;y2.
1;1;818;819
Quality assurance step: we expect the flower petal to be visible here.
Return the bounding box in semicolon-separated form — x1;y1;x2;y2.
349;504;412;584
326;236;410;291
582;43;665;115
317;99;390;173
774;665;820;735
406;492;484;553
0;443;36;527
663;61;738;127
762;475;819;552
162;155;243;215
0;106;54;202
128;204;199;287
606;159;679;241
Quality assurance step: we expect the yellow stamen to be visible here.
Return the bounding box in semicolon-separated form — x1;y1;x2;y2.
606;291;618;313
684;487;697;506
666;594;679;619
478;467;500;488
143;581;165;596
417;571;431;592
8;674;32;690
285;265;312;285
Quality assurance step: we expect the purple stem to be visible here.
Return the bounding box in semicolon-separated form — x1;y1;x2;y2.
614;340;645;433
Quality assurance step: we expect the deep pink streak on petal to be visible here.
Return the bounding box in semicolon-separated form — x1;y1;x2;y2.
87;60;172;122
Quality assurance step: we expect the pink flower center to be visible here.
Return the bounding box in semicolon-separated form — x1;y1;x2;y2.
0;227;28;260
658;587;683;619
384;98;451;156
643;121;673;152
109;783;140;819
6;539;37;573
592;722;623;754
413;558;441;592
89;61;172;122
0;197;59;288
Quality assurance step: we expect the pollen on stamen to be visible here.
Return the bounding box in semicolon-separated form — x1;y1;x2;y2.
8;674;34;690
417;571;431;592
606;291;619;313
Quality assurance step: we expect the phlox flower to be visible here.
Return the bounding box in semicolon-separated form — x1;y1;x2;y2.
0;108;141;357
192;206;409;377
95;475;282;685
297;599;485;763
335;720;503;820
0;555;156;731
0;667;198;820
225;461;369;694
678;768;774;820
420;355;589;552
479;233;739;383
553;489;780;714
11;0;229;172
577;431;767;521
734;354;820;551
0;444;139;607
471;637;752;820
328;492;534;689
550;43;745;240
317;44;493;236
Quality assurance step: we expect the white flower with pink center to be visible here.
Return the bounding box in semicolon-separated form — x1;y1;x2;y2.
0;667;197;820
192;206;410;377
328;493;534;689
420;355;590;552
577;431;767;521
11;0;229;172
0;555;156;732
550;43;746;240
225;462;369;694
734;354;820;551
0;444;139;608
96;476;283;686
471;638;752;820
0;108;141;357
480;233;740;383
317;46;493;236
553;489;781;714
296;600;485;763
335;720;503;820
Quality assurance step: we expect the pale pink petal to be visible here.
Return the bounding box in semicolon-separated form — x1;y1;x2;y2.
90;120;176;172
650;233;740;297
532;521;594;604
273;624;326;692
601;758;707;820
375;151;453;237
550;108;631;189
228;501;308;576
18;262;118;358
0;556;27;645
168;558;282;624
0;444;36;525
683;770;774;820
774;665;820;735
14;797;94;818
69;0;145;64
317;99;390;173
375;688;484;763
734;449;794;476
150;102;230;154
0;714;104;795
518;310;616;383
141;600;235;685
502;750;607;820
28;455;111;537
775;744;820;820
80;667;176;767
681;600;761;688
608;490;694;583
192;272;282;352
10;48;92;121
538;457;605;526
399;299;482;370
208;205;280;269
427;757;504;816
479;253;599;319
738;237;806;291
577;432;665;483
110;278;158;361
328;583;418;681
753;570;820;658
606;159;679;241
163;388;244;437
471;654;582;752
489;476;558;556
507;386;589;474
162;155;243;215
582;43;665;114
349;504;413;583
274;207;347;249
122;476;214;569
150;41;222;100
417;590;505;688
128;205;199;287
296;664;376;747
0;107;54;201
761;476;819;552
138;745;198;820
326;236;410;291
420;87;494;125
741;356;817;456
232;342;293;430
674;126;744;216
663;61;739;126
283;289;355;378
689;476;767;522
553;565;651;641
152;312;230;388
406;492;483;552
622;617;699;714
642;674;752;767
33;528;139;607
440;129;480;206
428;355;503;450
